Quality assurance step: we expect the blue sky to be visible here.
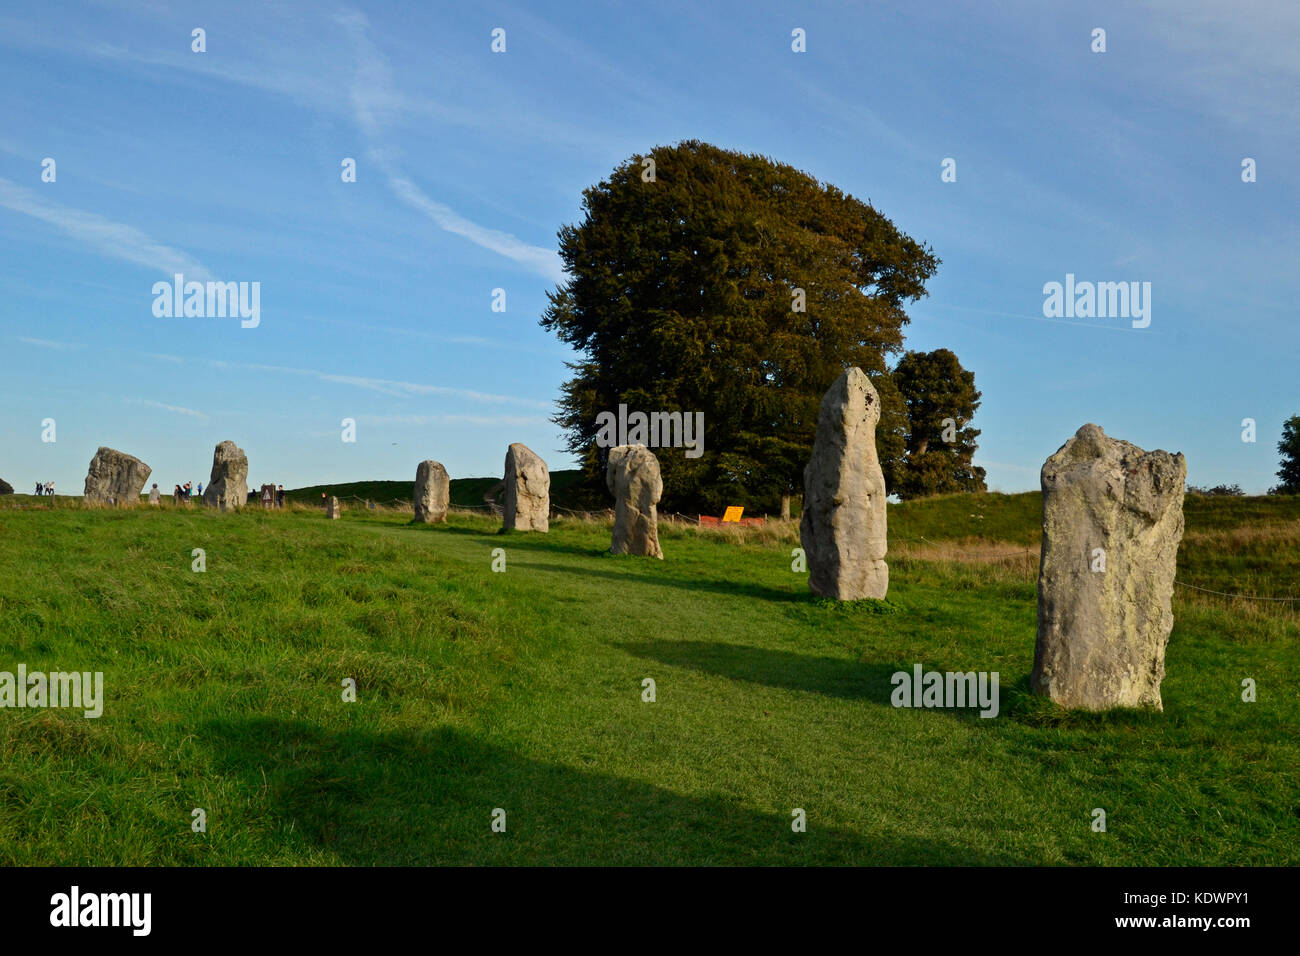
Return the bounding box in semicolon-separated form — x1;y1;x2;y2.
2;0;1296;495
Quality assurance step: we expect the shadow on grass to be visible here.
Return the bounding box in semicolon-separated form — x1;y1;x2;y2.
199;718;1033;865
395;523;611;559
617;639;1018;724
1000;673;1168;730
525;560;804;603
618;639;903;703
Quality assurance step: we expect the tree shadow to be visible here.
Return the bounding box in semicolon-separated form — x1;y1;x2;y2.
524;560;806;603
198;718;1033;865
616;639;1010;723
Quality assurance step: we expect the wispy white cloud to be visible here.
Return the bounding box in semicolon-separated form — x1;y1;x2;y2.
382;173;565;282
336;10;565;283
357;413;551;427
1;9;565;282
1140;0;1300;129
0;177;212;280
143;351;553;409
126;398;209;420
16;336;82;350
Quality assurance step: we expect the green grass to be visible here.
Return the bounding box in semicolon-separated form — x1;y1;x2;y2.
0;492;1296;865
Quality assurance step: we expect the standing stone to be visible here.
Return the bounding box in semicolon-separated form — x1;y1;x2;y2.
0;479;12;495
414;460;450;524
1032;424;1186;711
606;445;664;559
503;443;549;532
203;440;249;512
799;368;888;600
83;447;151;506
326;496;341;519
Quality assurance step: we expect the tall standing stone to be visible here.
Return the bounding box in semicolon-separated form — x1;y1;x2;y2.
326;496;341;520
1032;424;1186;711
414;460;450;524
203;440;249;512
83;447;151;506
799;368;888;600
606;445;663;559
503;443;549;532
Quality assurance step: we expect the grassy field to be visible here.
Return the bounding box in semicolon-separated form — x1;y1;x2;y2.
0;491;1296;865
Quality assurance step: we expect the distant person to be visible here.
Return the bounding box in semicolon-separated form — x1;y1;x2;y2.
321;491;327;509
47;481;53;499
149;483;161;505
174;484;182;505
197;482;204;495
34;482;40;496
276;485;285;509
184;481;192;501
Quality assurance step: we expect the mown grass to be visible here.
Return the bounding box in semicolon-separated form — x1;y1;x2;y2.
0;492;1295;865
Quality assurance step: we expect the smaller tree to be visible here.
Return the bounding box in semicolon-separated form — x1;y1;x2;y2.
1187;483;1244;496
1271;414;1300;495
889;349;986;499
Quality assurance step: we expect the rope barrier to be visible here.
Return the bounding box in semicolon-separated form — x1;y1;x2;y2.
895;535;1299;602
1173;580;1300;603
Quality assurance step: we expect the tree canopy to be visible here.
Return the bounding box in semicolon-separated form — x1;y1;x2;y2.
886;348;987;499
1272;414;1300;495
541;140;940;512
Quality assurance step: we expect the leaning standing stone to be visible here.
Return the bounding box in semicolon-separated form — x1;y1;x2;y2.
1032;423;1186;711
503;443;549;532
203;440;249;512
414;460;450;523
83;446;151;506
606;445;664;559
799;368;888;599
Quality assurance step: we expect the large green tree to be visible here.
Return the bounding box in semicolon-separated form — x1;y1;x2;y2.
1272;414;1300;494
886;348;987;499
541;141;940;512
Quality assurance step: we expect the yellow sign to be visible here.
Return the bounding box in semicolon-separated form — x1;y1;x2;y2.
722;506;745;523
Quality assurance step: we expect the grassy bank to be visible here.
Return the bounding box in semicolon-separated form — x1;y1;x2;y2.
0;492;1295;864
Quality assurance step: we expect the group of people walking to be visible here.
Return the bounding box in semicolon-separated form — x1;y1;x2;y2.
33;481;54;496
142;481;285;507
158;481;202;504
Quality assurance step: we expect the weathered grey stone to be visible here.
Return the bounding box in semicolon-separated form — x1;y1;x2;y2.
414;460;450;524
1032;423;1186;711
202;440;248;512
799;367;888;600
606;445;664;559
326;496;341;519
503;443;549;532
0;478;12;495
83;446;151;506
